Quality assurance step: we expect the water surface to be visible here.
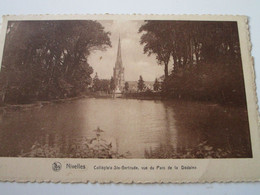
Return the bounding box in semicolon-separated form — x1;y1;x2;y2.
0;98;252;158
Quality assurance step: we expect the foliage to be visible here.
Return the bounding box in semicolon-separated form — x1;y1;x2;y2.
110;76;116;92
124;82;129;92
92;73;101;92
153;78;160;91
99;79;110;94
137;75;145;92
19;127;130;158
0;20;111;104
139;21;172;78
139;21;246;105
144;141;250;159
91;73;110;93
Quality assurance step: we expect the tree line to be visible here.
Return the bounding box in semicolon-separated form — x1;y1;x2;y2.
91;74;159;94
0;20;111;105
0;20;247;105
139;21;247;105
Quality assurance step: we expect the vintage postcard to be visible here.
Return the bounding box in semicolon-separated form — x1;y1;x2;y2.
0;14;259;183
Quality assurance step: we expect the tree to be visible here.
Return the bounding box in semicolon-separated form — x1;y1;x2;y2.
137;76;145;92
139;21;173;78
153;78;160;91
99;79;110;93
124;82;129;92
110;77;116;93
0;20;111;104
93;73;101;92
139;20;246;105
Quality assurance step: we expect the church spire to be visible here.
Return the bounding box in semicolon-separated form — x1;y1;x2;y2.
113;36;125;92
115;36;123;68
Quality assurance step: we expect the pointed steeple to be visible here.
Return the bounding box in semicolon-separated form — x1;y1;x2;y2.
113;36;124;92
115;36;123;68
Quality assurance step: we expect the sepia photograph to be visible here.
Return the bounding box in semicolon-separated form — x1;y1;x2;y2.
0;18;252;159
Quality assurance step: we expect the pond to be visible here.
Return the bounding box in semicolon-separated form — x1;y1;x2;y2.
0;98;252;158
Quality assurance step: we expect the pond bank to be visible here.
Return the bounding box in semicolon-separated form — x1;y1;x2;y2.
0;91;246;113
0;95;89;112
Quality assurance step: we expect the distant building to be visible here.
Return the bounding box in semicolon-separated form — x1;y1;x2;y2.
113;37;124;93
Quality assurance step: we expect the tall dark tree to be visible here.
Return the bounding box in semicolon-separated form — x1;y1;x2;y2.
92;73;101;92
99;79;110;93
153;78;160;91
124;82;129;92
137;75;145;92
110;76;116;93
0;20;111;104
139;20;246;105
139;21;172;78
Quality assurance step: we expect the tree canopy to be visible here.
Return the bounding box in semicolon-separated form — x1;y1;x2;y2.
124;82;129;92
138;75;145;92
110;77;116;92
153;78;160;91
139;20;246;105
0;20;111;104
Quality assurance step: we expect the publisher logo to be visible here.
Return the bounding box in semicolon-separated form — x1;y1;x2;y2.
52;162;62;172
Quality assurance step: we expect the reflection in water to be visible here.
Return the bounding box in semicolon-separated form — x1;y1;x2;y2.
145;101;252;158
0;98;252;158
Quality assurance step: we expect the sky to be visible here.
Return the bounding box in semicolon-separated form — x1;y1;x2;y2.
88;20;164;82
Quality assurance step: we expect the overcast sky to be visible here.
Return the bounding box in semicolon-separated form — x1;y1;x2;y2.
88;20;164;81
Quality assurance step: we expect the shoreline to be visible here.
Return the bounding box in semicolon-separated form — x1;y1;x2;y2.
0;92;246;112
0;95;90;112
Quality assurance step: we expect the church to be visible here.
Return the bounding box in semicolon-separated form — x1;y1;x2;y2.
113;37;125;93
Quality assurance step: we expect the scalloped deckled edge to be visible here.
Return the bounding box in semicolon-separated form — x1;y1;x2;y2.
245;17;260;134
0;14;259;184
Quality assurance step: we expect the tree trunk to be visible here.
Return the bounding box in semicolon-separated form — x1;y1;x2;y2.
1;79;9;103
2;90;6;103
164;62;169;78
